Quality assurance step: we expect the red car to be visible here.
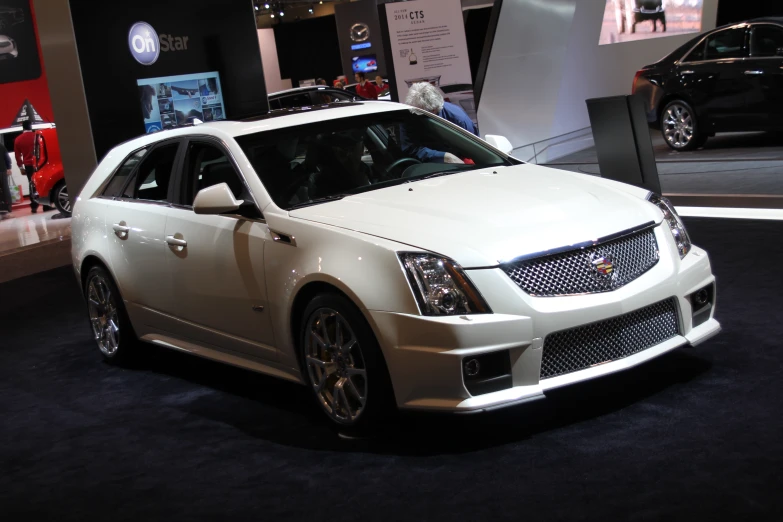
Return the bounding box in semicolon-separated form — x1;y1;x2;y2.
31;124;70;215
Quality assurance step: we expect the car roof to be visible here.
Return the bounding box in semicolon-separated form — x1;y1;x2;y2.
108;101;410;155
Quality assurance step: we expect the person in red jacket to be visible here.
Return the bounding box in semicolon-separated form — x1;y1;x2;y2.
354;72;378;100
13;119;39;213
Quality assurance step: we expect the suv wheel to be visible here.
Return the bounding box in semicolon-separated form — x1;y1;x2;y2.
299;293;394;431
53;181;71;215
661;100;704;151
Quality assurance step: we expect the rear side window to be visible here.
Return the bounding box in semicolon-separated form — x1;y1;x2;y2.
704;28;747;60
127;143;179;202
102;148;146;198
684;40;706;62
750;25;783;57
279;93;312;109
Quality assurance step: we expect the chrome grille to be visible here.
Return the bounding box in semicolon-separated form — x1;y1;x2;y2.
540;298;680;380
502;227;659;297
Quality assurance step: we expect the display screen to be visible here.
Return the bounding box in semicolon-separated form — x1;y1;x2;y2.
0;0;42;84
351;54;378;73
598;0;703;45
137;71;225;133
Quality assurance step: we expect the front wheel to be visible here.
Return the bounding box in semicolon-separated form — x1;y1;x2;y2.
84;266;137;362
661;100;703;151
299;293;394;430
53;180;72;215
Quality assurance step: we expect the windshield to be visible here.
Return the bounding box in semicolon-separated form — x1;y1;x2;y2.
235;109;515;209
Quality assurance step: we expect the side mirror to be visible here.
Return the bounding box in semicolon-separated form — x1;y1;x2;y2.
193;183;244;215
484;134;514;155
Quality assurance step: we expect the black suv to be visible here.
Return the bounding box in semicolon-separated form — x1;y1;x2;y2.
633;19;783;151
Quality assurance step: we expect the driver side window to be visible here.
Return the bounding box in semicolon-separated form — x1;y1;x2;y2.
182;142;246;207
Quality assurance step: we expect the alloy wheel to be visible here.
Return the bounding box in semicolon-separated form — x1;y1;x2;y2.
57;185;71;213
87;275;120;356
304;308;368;425
663;103;694;149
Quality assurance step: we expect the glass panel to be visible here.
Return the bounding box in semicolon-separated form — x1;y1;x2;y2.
102;148;146;198
751;25;783;57
183;142;244;206
704;29;746;60
131;143;179;202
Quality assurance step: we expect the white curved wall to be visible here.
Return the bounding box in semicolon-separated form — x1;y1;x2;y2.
478;0;719;156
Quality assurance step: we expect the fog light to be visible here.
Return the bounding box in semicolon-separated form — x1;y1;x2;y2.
693;288;709;307
464;358;480;377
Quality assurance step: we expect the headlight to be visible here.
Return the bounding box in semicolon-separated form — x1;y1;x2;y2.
647;193;691;258
398;253;491;316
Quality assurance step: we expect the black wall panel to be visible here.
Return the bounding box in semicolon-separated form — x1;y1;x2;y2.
69;0;268;159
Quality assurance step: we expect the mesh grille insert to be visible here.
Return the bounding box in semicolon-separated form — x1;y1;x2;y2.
502;227;660;297
540;298;680;380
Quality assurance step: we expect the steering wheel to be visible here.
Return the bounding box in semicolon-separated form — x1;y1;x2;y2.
385;157;421;177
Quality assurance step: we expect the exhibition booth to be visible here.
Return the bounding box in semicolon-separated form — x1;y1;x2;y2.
0;0;782;520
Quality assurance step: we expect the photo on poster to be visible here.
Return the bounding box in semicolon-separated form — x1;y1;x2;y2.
0;0;41;84
156;83;172;98
158;97;173;114
599;0;703;45
173;97;202;126
352;55;378;73
137;71;225;132
170;80;200;100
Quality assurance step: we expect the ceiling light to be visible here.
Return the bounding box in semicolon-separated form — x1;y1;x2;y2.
279;10;284;16
254;4;259;10
270;12;275;17
309;7;314;14
264;2;270;7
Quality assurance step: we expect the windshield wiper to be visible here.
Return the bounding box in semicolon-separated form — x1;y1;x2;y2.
287;194;348;210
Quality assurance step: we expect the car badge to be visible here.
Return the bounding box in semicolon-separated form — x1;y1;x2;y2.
591;252;616;280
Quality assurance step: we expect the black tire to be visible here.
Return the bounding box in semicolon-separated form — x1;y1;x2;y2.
661;99;703;151
52;180;72;216
84;266;138;363
299;292;395;432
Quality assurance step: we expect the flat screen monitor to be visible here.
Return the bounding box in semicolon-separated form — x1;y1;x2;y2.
598;0;703;45
137;71;225;133
351;55;378;73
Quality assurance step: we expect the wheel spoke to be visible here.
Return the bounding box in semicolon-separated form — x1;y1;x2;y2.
345;376;366;407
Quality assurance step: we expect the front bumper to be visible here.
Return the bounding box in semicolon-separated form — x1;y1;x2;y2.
371;226;719;413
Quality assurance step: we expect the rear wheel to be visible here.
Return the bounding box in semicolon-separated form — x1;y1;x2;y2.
84;266;137;362
299;293;394;431
661;100;703;151
53;180;71;215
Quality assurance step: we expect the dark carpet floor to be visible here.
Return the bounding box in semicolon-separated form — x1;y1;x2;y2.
0;217;781;521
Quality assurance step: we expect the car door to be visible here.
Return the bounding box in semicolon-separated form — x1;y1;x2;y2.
161;138;277;360
745;23;783;128
103;140;181;330
677;26;753;132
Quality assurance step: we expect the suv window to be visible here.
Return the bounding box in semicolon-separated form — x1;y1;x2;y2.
182;142;245;206
102;148;146;198
750;25;783;57
278;93;312;109
704;28;746;60
128;143;179;202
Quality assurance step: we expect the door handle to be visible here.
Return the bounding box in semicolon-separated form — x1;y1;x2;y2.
680;70;695;75
165;235;187;248
112;223;129;239
744;70;763;75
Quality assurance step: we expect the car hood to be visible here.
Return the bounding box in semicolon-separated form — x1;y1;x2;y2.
289;164;662;268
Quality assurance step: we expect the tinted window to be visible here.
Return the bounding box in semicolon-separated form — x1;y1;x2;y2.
235;110;511;210
102;148;146;198
704;29;746;60
278;93;312;109
129;143;179;202
684;40;706;62
182;142;244;206
751;25;783;57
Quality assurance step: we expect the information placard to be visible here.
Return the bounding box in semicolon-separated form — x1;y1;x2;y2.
385;0;473;106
